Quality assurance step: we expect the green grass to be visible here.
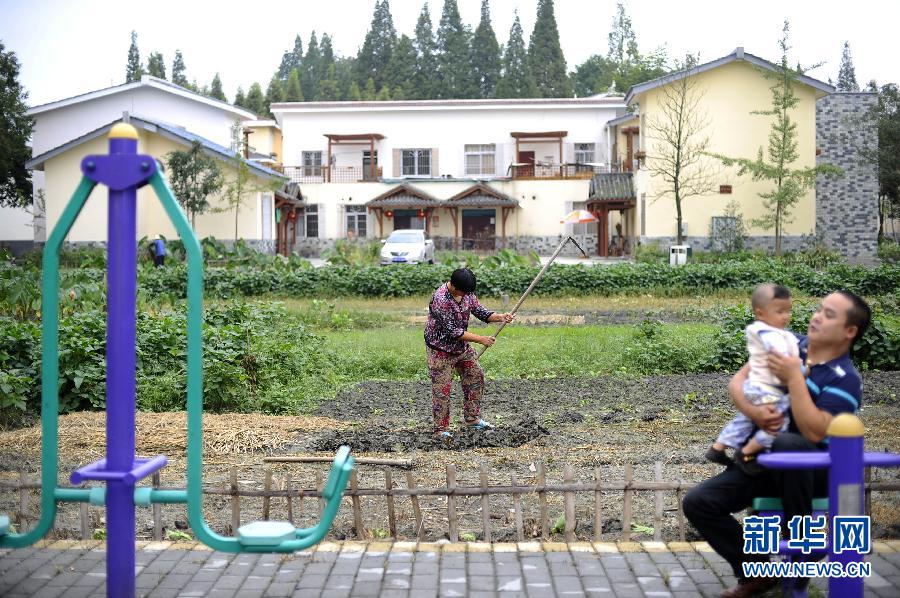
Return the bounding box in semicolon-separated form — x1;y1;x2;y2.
320;322;719;382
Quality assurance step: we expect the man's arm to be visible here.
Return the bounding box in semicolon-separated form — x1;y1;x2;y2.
768;352;832;442
729;363;784;434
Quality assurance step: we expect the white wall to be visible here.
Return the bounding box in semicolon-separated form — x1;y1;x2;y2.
278;103;622;179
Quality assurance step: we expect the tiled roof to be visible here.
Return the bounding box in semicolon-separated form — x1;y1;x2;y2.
447;183;519;207
589;173;635;201
366;183;441;208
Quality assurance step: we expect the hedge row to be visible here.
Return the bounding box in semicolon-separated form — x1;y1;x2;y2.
138;260;900;299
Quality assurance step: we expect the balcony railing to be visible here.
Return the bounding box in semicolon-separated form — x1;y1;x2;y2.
510;163;619;179
283;166;383;183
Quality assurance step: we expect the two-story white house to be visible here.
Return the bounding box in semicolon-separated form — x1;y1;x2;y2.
271;96;626;256
15;75;287;252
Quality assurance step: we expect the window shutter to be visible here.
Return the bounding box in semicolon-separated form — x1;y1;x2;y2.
393;149;401;178
431;148;439;177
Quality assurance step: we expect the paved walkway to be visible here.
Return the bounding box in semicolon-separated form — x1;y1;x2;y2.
2;539;899;597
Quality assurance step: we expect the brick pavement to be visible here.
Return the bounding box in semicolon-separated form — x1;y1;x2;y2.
1;539;899;597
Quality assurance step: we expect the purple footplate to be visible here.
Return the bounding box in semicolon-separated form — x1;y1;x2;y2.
71;455;168;485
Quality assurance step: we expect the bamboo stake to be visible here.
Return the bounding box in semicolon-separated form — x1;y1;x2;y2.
19;470;28;533
447;464;459;542
480;463;491;542
865;467;872;518
265;456;414;468
230;467;240;535
406;471;423;539
511;472;524;542
621;463;633;541
152;472;163;541
385;469;397;538
563;465;576;542
285;474;293;524
316;470;325;516
593;467;603;542
262;469;272;520
676;475;686;542
653;462;664;541
350;470;364;539
80;502;90;540
538;462;548;540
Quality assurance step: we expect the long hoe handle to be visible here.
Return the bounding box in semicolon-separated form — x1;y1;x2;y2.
476;237;575;360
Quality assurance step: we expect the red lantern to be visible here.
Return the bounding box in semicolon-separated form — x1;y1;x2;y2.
385;210;394;218
417;209;425;217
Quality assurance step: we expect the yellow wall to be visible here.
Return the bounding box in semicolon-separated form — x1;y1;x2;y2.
247;125;283;164
42;129;275;243
634;60;822;239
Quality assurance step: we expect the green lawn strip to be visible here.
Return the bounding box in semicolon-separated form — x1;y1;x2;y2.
320;322;719;383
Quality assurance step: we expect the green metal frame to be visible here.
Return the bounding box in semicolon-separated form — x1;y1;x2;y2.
1;171;352;552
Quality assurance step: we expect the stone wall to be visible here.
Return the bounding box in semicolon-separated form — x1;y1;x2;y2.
815;93;879;264
638;235;808;254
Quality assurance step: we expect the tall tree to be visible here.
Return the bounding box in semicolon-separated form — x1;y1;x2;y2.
233;86;247;108
209;73;227;101
315;64;341;101
471;0;501;98
165;141;223;228
607;2;639;65
412;3;438;99
171;50;188;87
245;82;266;115
570;55;617;96
384;34;416;99
710;21;842;255
356;0;396;90
836;41;859;92
496;13;537;98
362;77;377;101
285;68;304;102
346;80;362;101
376;86;392;101
645;58;719;245
0;42;34;208
147;51;166;79
277;35;303;81
528;0;572;97
264;75;285;117
321;33;335;69
334;58;355;99
303;31;322;102
436;0;476;98
125;30;143;83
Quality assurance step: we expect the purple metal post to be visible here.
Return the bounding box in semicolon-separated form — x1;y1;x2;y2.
828;417;866;597
105;129;139;598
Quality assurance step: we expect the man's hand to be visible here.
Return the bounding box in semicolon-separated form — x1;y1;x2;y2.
479;335;496;347
767;350;804;385
750;404;784;434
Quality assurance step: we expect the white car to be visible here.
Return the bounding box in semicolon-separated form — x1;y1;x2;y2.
380;229;435;265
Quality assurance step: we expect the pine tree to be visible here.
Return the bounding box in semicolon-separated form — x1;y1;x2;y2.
347;81;362;101
334;58;355;99
303;31;322;102
125;30;143;83
412;3;438;99
315;64;341;100
277;35;303;81
385;34;416;99
496;13;537;98
147;51;166;79
377;86;392;101
528;0;572;97
0;42;34;208
607;2;639;64
837;41;859;92
471;0;501;98
234;87;247;108
362;77;377;100
285;68;304;102
245;82;266;115
436;0;477;98
321;34;335;69
356;0;396;90
265;75;285;117
392;86;406;100
171;50;188;87
209;73;227;101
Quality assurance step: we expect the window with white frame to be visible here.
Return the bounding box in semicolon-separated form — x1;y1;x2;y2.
303;204;319;238
464;144;496;175
401;149;431;176
575;143;595;164
346;205;367;238
302;151;323;177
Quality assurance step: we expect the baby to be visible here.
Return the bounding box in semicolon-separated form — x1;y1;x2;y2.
706;283;799;475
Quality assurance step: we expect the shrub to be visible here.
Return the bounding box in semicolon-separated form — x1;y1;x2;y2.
634;241;665;264
878;240;900;264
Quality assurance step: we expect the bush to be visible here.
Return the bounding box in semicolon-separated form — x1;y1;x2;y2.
878;239;900;264
634;241;665;264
